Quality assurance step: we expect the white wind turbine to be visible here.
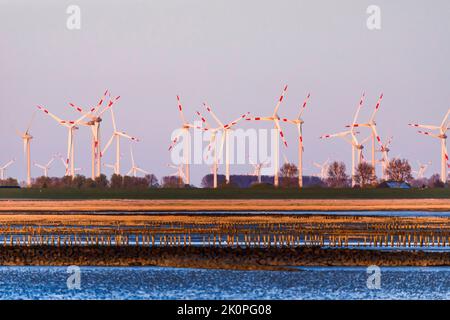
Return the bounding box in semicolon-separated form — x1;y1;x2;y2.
195;109;219;188
34;156;55;177
281;93;311;188
37;105;89;177
0;159;15;180
246;85;289;187
413;160;432;179
127;146;149;177
376;136;393;180
408;108;450;183
168;95;205;186
320;93;367;187
349;93;384;174
102;108;139;175
313;159;330;180
201;103;249;185
249;158;270;184
69;90;119;179
17;112;36;187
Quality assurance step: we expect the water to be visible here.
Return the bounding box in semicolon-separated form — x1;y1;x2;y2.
0;266;449;300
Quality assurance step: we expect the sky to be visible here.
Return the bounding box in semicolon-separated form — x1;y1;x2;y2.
0;0;449;186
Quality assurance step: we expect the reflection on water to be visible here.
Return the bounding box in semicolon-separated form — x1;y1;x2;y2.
0;266;449;300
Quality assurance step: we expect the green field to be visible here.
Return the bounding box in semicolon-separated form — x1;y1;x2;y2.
0;187;449;200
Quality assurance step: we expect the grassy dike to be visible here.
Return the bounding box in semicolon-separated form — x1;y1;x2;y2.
0;187;450;200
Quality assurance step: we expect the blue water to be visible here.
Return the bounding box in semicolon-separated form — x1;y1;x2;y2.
0;266;449;300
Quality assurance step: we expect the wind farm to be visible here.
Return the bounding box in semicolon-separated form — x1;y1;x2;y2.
0;87;448;195
0;0;449;302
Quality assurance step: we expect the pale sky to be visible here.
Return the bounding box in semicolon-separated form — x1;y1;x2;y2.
0;0;449;185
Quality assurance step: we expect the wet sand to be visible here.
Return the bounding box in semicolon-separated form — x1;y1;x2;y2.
0;246;449;270
1;198;450;212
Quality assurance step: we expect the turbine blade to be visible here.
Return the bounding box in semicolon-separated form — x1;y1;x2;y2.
272;85;288;117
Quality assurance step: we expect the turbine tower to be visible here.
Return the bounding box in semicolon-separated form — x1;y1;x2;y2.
246;85;289;187
408;108;450;183
281;93;311;188
17;112;36;187
0;159;15;180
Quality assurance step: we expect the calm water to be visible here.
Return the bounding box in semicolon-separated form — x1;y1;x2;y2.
0;266;449;300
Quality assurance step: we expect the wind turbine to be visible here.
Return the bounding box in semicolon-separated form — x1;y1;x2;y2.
376;136;393;180
246;85;289;187
202;102;249;185
34;156;55;177
69;90;120;179
249;158;270;184
281;93;311;188
320;93;366;187
168;95;204;186
349;93;384;174
102;108;139;175
413;161;432;179
37;105;89;177
127;146;149;177
0;159;15;180
313;159;330;180
195;109;219;188
17;112;36;187
408;108;450;183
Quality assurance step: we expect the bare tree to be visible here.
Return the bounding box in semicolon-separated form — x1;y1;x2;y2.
279;163;298;188
386;158;413;182
326;161;349;188
354;162;377;187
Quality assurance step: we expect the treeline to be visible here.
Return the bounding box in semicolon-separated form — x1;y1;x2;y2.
31;174;160;189
0;157;447;189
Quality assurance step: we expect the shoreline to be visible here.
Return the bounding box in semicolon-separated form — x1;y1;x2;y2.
1;199;450;212
0;246;449;270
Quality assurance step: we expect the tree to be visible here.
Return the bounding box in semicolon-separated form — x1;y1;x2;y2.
161;176;183;188
201;174;226;188
427;173;445;188
386;158;413;182
145;174;159;188
0;178;19;187
354;162;377;187
110;174;123;189
326;161;349;188
94;174;109;188
72;175;87;189
279;163;298;188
